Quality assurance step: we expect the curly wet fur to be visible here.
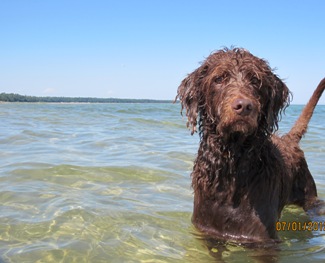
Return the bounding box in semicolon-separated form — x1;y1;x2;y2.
176;48;325;243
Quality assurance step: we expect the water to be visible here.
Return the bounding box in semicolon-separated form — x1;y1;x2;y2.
0;103;324;263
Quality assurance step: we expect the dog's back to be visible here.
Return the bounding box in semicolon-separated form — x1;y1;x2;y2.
277;78;325;210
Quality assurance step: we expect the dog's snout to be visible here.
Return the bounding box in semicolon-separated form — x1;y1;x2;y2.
231;98;253;116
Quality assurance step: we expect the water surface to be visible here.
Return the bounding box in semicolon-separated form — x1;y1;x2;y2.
0;103;324;262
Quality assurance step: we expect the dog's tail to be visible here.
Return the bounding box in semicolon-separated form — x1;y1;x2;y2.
288;78;325;142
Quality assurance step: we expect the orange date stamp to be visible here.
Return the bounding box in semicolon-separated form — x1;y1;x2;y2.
276;221;325;231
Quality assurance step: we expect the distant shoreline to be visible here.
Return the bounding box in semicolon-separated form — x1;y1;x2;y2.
0;93;173;104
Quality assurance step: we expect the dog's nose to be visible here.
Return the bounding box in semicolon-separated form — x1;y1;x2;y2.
231;98;253;116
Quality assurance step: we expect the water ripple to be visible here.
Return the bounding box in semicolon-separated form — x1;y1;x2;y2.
0;104;324;262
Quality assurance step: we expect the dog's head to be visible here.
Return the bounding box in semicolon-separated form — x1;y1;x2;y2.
176;48;290;140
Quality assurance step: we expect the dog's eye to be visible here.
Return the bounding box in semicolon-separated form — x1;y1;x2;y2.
251;76;260;85
214;75;226;84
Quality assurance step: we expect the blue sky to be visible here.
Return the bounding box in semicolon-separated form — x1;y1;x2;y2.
0;0;324;104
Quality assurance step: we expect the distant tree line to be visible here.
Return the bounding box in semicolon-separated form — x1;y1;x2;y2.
0;93;172;103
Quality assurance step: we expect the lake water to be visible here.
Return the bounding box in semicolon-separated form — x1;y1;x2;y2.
0;103;324;263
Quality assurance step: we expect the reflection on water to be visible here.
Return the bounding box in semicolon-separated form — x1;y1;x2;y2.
0;103;324;262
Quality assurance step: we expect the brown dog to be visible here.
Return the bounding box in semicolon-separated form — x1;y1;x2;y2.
176;47;325;243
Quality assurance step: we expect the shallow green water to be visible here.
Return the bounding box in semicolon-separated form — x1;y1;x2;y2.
0;103;324;262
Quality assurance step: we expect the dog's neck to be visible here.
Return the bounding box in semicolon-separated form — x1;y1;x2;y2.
194;129;270;194
203;129;267;156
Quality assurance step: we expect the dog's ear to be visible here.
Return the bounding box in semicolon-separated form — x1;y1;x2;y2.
176;65;208;135
265;74;291;133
